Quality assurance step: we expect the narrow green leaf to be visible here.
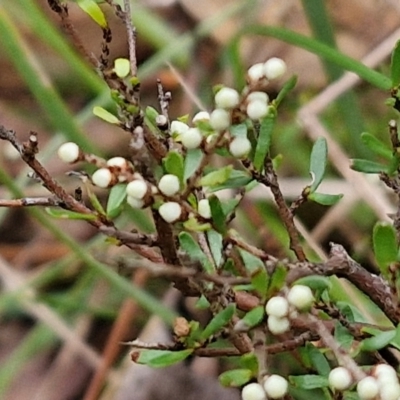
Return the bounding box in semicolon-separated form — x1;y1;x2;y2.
306;343;330;376
195;295;210;309
361;132;392;161
360;329;396;352
200;304;236;340
114;58;130;78
206;230;223;267
350;159;389;174
334;323;354;351
267;264;287;296
163;151;185;183
309;138;327;192
106;184;127;219
253;113;276;172
219;369;252;387
209;171;252;192
208;195;227;234
179;232;215;273
145;106;159;128
199;165;233;187
239;306;265;329
290;375;329;390
391;40;400;87
308;192;343;206
136;349;193;368
274;75;298;107
184;149;203;180
251;268;269;298
373;222;398;277
76;0;108;28
93;106;120;124
183;217;212;232
45;208;97;221
294;276;332;293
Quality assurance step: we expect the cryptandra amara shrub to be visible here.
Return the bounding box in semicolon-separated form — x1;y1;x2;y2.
3;1;400;399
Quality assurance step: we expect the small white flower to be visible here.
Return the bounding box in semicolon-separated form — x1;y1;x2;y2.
92;168;113;188
126;180;148;199
170;120;189;136
210;109;231;131
287;285;314;310
329;367;353;391
263;375;288;399
181;127;203;149
57;142;80;163
247;91;269;104
229;136;252;159
215;87;240;109
158;174;180;197
107;157;127;168
192;111;210;123
264;57;287;80
158;202;182;223
246;100;269;120
127;196;144;209
265;296;289;318
247;63;266;82
241;382;266;400
267;315;290;335
357;377;379;400
198;199;211;219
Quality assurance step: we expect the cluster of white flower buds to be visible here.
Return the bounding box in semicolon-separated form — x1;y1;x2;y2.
265;285;314;335
329;364;400;400
241;374;289;400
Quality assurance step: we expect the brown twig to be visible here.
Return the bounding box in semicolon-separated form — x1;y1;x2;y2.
123;0;137;77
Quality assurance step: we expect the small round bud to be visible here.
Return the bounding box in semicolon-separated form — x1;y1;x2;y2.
107;157;127;168
158;174;180;197
247;91;269;104
264;57;287;80
158;201;182;223
267;315;290;335
357;377;379;400
374;364;398;381
156;114;168;129
263;375;288;399
192;111;210;123
210;109;231;131
287;285;314;310
215;87;240;109
265;296;289;318
181;127;203;149
92;168;113;188
198;199;211;219
247;63;265;82
127;196;144;209
380;384;400;400
241;383;266;400
229;136;252;159
126;180;148;199
246;100;269;120
171;120;189;136
57;142;80;163
329;367;353;391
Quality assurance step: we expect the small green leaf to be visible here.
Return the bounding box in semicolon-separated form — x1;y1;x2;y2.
306;343;330;376
207;230;223;267
373;222;398;277
145;106;159;128
209;170;252;192
309;137;327;192
334;323;354;351
106;184;127;219
230;123;248;138
179;232;215;273
274;75;297;107
239;306;265;329
114;58;130;78
294;276;332;293
87;186;106;216
163;151;184;183
76;0;107;28
208;195;227;234
183;217;212;232
46;208;97;221
360;329;396;351
290;375;329;390
200;304;236;340
195;295;210;309
391;40;400;87
308;192;343;206
199;165;233;187
251;268;269;298
219;369;252;387
238;248;264;273
253;113;275;172
267;264;287;296
361;132;392;161
184;149;203;180
350;159;389;174
136;349;193;368
93;106;120;124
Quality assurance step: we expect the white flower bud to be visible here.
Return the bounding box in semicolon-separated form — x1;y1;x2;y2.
127;196;144;209
57;142;80;163
264;57;287;80
357;377;379;400
229;136;252;158
192;111;210;123
263;375;288;399
267;315;290;335
380;384;400;400
241;383;266;400
210;109;231;131
181;127;203;149
247;91;269;104
215;87;240;109
170;120;189;136
265;296;289;318
158;201;182;223
126;180;148;199
198;199;211;219
287;285;314;310
374;364;398;381
247;63;265;82
107;157;127;168
246;100;269;120
156;114;168;128
158;174;180;196
329;367;353;391
92;168;113;188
